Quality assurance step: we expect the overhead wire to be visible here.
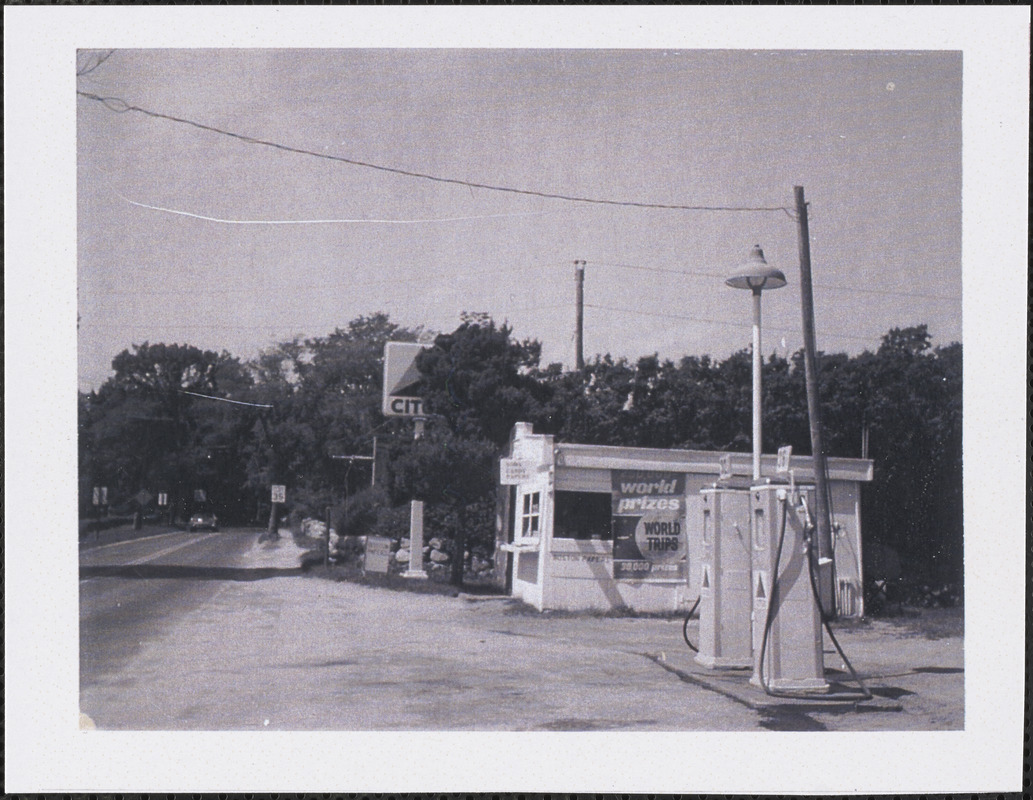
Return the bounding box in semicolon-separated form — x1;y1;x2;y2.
118;192;554;227
78;91;791;215
588;260;960;303
583;302;877;344
178;389;273;409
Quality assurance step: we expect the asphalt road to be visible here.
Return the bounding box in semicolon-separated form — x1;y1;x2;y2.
79;527;275;715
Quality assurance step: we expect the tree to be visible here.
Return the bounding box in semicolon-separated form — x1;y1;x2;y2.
416;316;548;447
241;313;423;526
859;327;963;593
391;427;498;585
79;342;252;522
389;316;550;584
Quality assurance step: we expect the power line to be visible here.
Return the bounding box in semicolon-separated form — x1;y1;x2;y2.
584;303;877;344
118;192;553;227
590;260;960;302
179;389;273;409
592;260;728;280
78;91;791;215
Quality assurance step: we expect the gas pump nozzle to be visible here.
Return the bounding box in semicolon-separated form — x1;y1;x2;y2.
797;491;814;531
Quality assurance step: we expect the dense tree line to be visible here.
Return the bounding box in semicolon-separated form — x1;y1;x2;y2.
80;314;961;601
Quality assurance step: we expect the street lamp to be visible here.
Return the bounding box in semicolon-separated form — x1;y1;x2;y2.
725;245;787;481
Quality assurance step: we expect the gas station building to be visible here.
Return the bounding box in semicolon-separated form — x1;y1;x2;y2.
496;422;874;617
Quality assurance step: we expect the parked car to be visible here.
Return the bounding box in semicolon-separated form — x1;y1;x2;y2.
189;511;218;532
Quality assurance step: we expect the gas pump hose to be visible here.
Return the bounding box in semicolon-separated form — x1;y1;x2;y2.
805;534;873;701
758;495;872;702
681;596;702;652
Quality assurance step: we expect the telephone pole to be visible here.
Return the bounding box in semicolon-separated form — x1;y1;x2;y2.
574;259;586;370
795;185;836;619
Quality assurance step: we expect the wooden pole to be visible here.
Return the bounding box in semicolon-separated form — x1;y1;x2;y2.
574;260;586;370
794;185;836;618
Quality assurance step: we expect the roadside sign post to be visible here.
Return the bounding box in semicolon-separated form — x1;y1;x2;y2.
329;454;375;568
383;342;430;579
92;486;109;516
269;484;286;539
158;491;169;525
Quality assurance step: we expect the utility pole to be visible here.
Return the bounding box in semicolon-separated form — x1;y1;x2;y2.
330;452;374;568
574;259;586;370
794;185;837;619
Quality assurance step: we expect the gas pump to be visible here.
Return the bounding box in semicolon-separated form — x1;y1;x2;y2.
695;479;753;669
681;446;873;702
750;481;828;693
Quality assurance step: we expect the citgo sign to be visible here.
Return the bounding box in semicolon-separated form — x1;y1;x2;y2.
382;341;428;417
611;471;687;581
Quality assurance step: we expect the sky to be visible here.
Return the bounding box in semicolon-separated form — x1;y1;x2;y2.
76;47;963;392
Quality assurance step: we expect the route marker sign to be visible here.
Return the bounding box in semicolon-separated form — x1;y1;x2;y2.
382;341;428;417
271;484;286;503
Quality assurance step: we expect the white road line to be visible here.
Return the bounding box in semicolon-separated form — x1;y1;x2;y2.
127;532;221;565
81;530;191;552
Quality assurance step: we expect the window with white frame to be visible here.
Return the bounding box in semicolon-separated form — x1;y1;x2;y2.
519;491;541;539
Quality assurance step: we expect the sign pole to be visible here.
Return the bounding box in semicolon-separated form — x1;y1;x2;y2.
269;484;286;540
383;342;432;579
267;497;279;539
403;416;428;579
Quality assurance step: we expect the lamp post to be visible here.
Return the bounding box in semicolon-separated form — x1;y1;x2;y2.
725;245;787;481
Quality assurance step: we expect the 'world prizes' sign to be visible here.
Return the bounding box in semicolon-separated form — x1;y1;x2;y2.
611;470;687;581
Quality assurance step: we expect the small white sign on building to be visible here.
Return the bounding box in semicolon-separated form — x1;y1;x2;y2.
777;445;793;474
499;458;535;485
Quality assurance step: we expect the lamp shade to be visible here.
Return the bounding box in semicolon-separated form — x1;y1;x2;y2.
725;245;787;291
